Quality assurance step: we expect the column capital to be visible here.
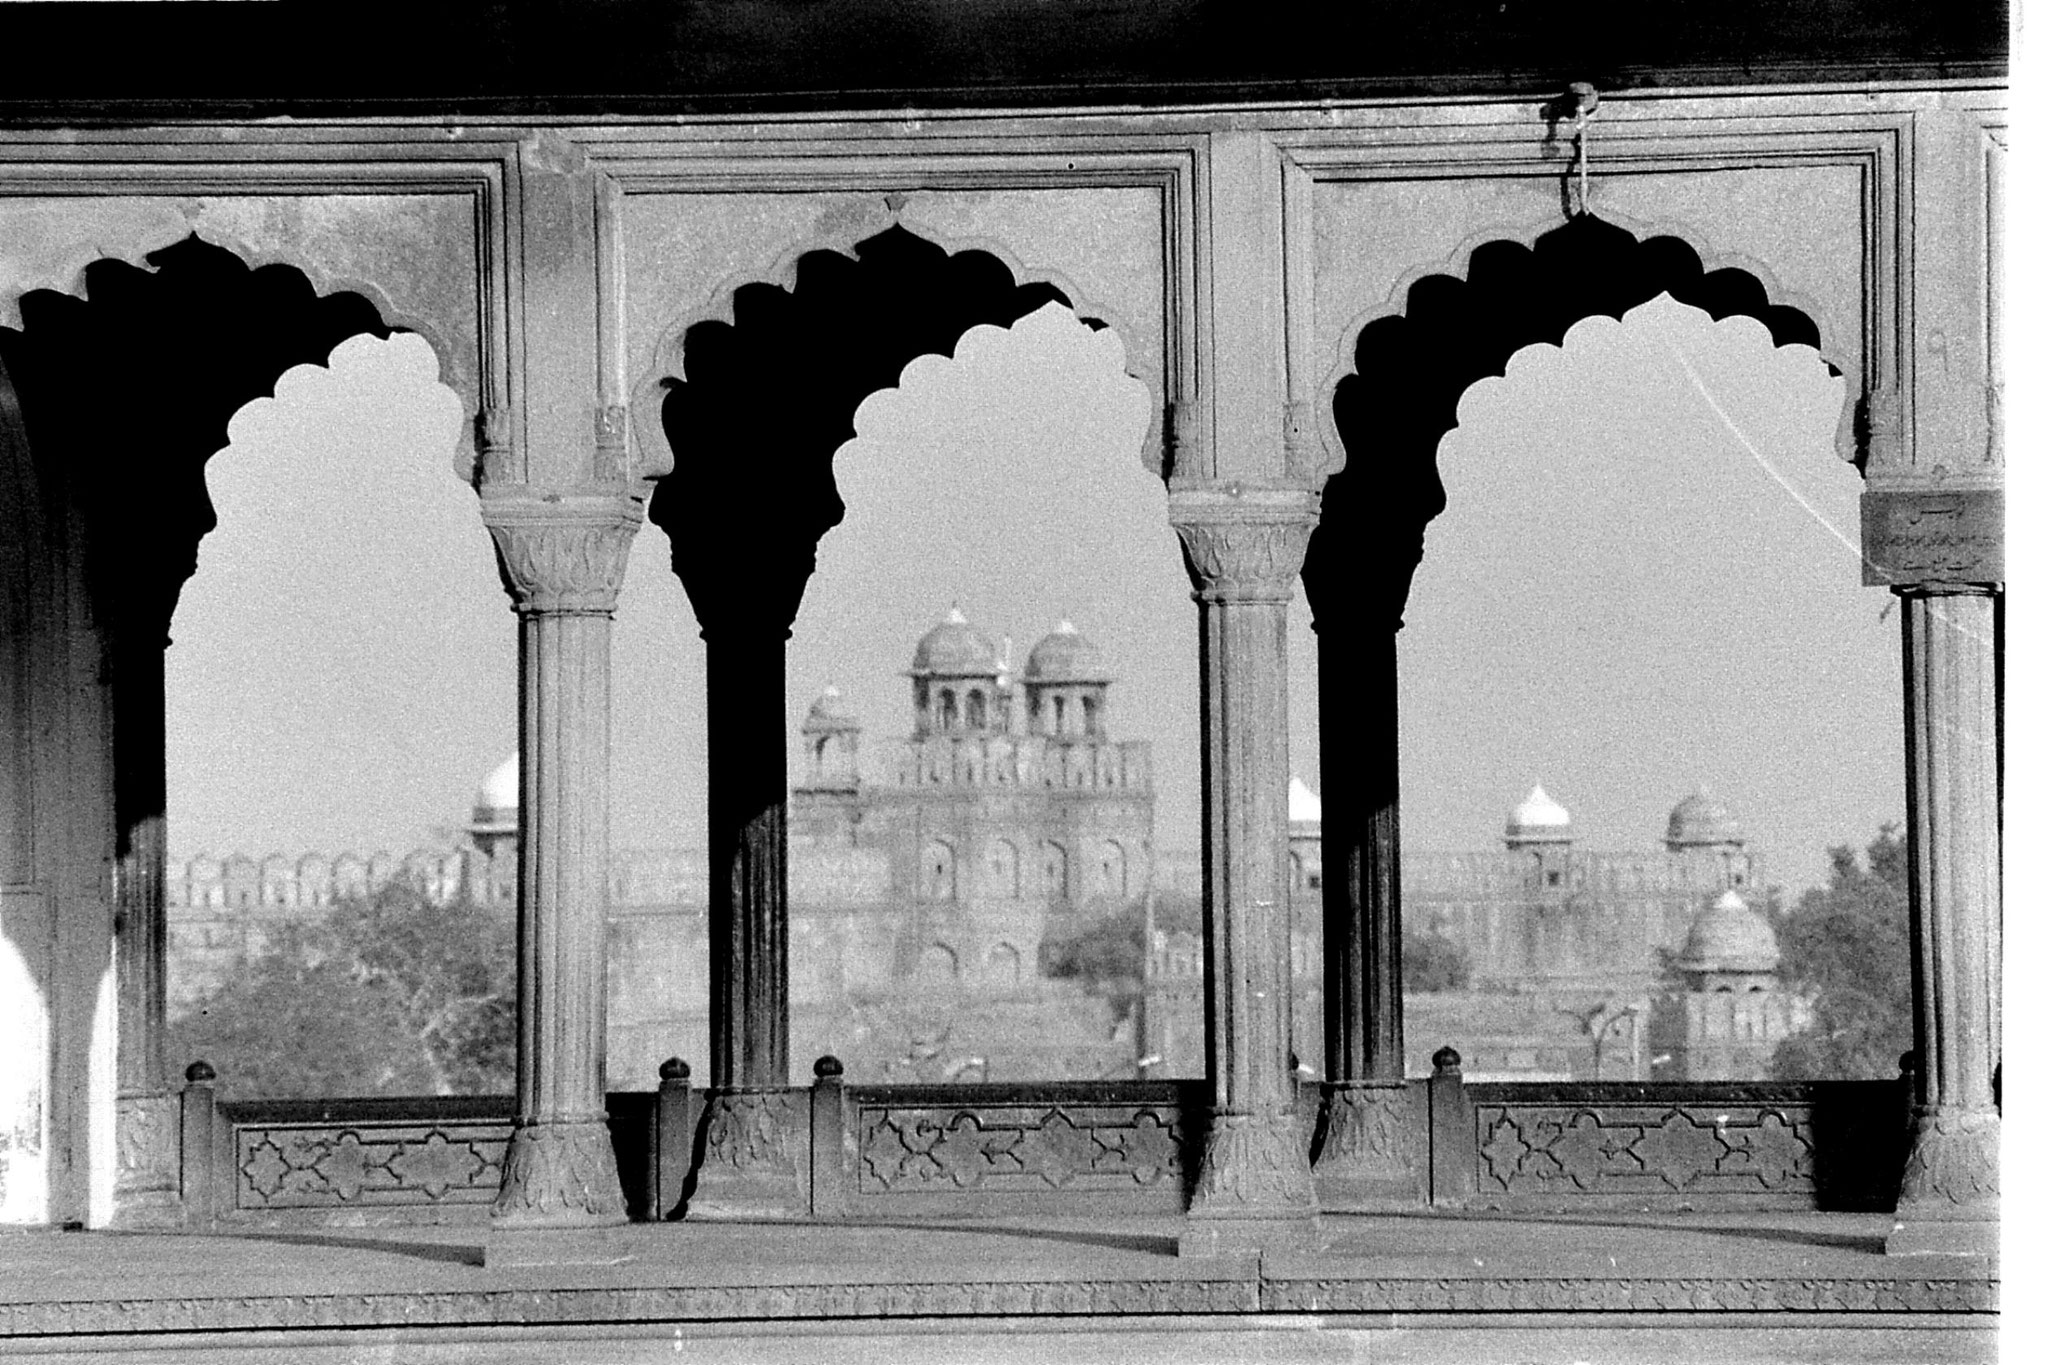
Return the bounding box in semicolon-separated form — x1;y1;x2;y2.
1891;581;2001;601
1168;484;1320;603
481;490;644;616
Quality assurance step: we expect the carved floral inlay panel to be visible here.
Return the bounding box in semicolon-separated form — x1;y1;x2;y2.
857;1102;1187;1194
233;1122;506;1209
1472;1102;1815;1202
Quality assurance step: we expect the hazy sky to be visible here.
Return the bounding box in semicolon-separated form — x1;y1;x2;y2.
166;291;1895;894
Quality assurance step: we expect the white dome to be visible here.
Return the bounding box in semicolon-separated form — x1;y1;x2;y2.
477;753;519;814
1677;889;1781;974
911;605;1001;677
1289;777;1323;824
1505;785;1572;845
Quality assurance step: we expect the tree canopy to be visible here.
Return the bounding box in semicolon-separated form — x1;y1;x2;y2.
1039;891;1473;1016
168;877;515;1100
1769;825;1912;1081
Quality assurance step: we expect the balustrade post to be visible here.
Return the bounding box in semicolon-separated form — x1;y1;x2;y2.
177;1060;218;1231
1888;587;2001;1256
809;1055;848;1218
1426;1046;1474;1207
482;489;642;1228
1170;484;1321;1255
652;1057;692;1220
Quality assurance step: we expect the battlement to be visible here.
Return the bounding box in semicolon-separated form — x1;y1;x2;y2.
166;847;496;912
885;734;1151;792
1405;848;1760;899
167;843;904;917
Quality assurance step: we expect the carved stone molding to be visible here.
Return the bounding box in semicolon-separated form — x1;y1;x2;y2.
490;1118;627;1227
0;1273;1996;1337
0;1278;1269;1336
0;1270;1993;1337
474;405;514;486
1313;1083;1425;1205
1861;489;2003;588
1282;399;1333;482
856;1100;1187;1195
1168;485;1319;602
481;492;643;616
699;1090;806;1177
1896;1108;2000;1212
519;129;593;178
1260;1275;1997;1315
593;403;630;484
689;1089;808;1218
1470;1098;1821;1208
1159;399;1205;478
109;1094;181;1228
1857;385;1906;473
232;1120;506;1211
1188;1112;1316;1215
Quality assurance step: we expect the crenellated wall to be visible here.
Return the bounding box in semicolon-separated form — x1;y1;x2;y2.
884;734;1151;793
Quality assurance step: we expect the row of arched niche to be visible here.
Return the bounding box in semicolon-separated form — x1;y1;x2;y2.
919;838;1132;904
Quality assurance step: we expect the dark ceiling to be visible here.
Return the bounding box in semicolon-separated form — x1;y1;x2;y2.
0;1;2009;123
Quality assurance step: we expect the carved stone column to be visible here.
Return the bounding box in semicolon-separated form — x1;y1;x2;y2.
1170;484;1321;1254
109;631;180;1227
97;549;189;1228
1299;591;1424;1208
1888;586;2000;1256
482;489;641;1228
679;553;815;1219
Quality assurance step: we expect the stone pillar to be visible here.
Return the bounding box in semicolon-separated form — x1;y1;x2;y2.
1170;484;1321;1254
706;624;790;1091
1302;596;1424;1207
681;554;814;1219
109;633;180;1227
1888;586;2000;1256
482;490;641;1228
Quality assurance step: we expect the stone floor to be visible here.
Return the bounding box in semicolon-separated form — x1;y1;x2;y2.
0;1211;1998;1362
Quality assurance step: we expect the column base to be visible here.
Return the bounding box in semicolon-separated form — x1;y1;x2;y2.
1180;1111;1320;1256
1888;1107;1999;1258
686;1089;809;1220
490;1117;627;1229
1311;1082;1426;1210
110;1092;184;1230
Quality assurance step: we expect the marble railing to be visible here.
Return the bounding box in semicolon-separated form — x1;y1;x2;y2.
1432;1049;1910;1212
169;1051;1909;1226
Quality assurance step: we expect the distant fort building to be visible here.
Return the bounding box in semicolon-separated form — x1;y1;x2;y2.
166;611;1803;1086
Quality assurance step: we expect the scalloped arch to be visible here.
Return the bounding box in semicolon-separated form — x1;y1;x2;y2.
2;225;479;481
648;223;1135;631
1304;213;1847;627
0;234;401;637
